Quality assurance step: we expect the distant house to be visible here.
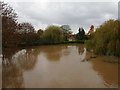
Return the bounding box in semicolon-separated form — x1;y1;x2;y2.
68;33;76;41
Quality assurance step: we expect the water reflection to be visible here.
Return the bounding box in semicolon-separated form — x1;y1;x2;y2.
2;44;118;88
79;49;118;87
35;45;70;61
40;45;64;61
2;62;24;88
77;45;84;55
19;49;39;70
79;48;86;61
2;48;39;88
89;56;118;87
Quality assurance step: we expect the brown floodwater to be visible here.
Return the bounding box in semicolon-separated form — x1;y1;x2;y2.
2;44;118;88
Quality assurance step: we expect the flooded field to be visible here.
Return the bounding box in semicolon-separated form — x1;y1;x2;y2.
2;44;118;88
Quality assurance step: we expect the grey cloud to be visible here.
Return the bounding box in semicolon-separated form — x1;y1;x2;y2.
9;2;118;33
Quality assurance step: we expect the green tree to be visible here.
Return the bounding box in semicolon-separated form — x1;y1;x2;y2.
76;27;86;40
37;29;44;39
86;19;120;56
43;25;64;44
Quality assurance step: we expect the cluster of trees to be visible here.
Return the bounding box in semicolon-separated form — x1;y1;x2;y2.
1;1;72;48
1;1;88;48
1;1;90;48
86;19;120;57
1;1;43;47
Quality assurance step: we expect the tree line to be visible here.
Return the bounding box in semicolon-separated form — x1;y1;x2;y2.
1;1;87;48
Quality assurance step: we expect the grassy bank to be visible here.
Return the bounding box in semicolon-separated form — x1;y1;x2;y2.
18;40;85;47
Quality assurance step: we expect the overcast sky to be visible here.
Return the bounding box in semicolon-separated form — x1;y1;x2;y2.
3;0;119;33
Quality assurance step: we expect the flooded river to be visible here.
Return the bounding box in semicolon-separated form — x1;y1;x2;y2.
2;44;118;88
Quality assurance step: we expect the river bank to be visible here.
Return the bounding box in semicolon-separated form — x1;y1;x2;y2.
84;51;120;64
18;40;85;47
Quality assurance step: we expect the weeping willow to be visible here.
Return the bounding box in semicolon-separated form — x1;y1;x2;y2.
86;19;120;57
42;25;64;44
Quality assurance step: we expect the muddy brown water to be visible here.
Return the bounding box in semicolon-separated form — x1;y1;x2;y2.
1;44;118;88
